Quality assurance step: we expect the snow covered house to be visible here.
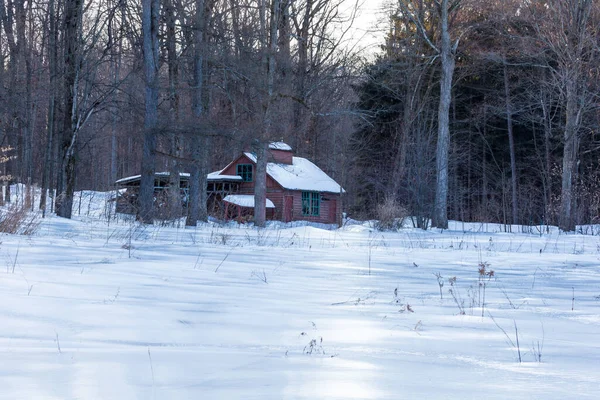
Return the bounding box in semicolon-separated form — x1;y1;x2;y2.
114;142;344;224
212;142;344;225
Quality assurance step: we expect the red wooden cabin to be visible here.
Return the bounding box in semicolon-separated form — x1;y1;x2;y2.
213;142;344;225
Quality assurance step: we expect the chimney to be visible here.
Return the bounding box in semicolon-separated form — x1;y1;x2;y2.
268;142;293;164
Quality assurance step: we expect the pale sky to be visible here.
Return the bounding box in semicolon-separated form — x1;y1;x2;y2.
342;0;392;57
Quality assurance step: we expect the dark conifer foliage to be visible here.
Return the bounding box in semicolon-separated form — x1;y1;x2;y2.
351;0;600;230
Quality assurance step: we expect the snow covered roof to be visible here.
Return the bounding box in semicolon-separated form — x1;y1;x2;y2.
116;171;242;185
223;195;275;208
269;141;292;151
115;175;140;185
115;172;191;185
243;152;345;194
207;169;243;182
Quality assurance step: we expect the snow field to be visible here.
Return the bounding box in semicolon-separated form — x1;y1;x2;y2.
0;193;599;399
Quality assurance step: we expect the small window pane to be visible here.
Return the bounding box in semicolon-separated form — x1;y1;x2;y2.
302;191;320;216
236;164;253;182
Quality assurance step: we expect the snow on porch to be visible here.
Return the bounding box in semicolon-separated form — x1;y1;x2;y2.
223;194;276;208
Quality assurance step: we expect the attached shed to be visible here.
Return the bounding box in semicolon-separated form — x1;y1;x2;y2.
114;171;242;215
223;195;276;222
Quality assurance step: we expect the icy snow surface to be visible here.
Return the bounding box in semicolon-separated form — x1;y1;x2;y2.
0;191;599;399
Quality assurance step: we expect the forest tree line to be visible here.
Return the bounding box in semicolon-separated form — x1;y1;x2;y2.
0;0;599;231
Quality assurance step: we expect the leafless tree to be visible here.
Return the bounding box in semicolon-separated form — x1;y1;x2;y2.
396;0;464;229
139;0;160;223
527;0;599;231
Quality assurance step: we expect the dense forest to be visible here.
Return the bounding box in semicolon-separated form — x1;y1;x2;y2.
0;0;599;231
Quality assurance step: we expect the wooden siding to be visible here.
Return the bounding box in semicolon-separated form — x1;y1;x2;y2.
232;187;340;224
289;190;340;224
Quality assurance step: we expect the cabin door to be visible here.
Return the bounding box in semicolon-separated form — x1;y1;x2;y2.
284;195;293;222
328;199;337;224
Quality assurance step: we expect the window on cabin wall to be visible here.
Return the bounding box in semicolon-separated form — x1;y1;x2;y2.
181;187;189;207
236;164;253;182
302;191;320;216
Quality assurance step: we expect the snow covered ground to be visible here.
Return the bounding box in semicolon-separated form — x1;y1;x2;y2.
0;191;599;399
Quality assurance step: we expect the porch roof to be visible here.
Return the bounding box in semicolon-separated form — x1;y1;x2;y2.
115;171;242;186
223;195;275;209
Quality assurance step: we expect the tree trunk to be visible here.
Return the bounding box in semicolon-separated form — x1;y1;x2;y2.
559;81;580;232
40;0;57;215
292;0;312;151
482;140;488;219
254;0;280;227
109;1;126;189
253;141;268;226
432;0;455;229
555;0;592;232
0;0;20;206
187;136;201;226
16;0;33;208
139;0;160;223
56;0;83;219
186;0;210;227
187;135;209;226
198;137;209;222
166;0;182;219
540;84;553;224
503;61;518;225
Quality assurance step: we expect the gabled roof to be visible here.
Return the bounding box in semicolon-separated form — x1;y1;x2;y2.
241;152;344;194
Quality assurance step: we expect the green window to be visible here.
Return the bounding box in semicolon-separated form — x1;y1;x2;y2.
302;191;320;216
236;164;253;182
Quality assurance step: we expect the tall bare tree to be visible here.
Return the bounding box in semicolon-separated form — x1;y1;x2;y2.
39;0;58;215
55;0;84;218
529;0;598;231
253;0;281;228
186;0;212;226
397;0;463;229
139;0;160;223
164;0;182;220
